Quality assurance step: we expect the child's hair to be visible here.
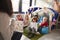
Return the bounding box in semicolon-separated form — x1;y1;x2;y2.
43;17;48;19
32;17;37;22
16;14;22;18
33;15;38;21
16;14;20;17
43;17;48;22
16;14;23;21
25;14;29;20
34;15;38;18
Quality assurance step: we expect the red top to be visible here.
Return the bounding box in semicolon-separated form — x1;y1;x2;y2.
40;22;48;27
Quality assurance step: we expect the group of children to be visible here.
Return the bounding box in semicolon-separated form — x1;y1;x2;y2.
11;12;49;39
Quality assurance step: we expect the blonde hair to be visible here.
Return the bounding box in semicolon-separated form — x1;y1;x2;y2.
25;14;29;20
43;17;48;21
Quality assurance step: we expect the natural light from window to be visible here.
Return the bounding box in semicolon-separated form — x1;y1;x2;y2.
11;0;53;12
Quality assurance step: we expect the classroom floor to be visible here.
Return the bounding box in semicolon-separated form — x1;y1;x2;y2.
38;29;60;40
21;35;30;40
0;29;60;40
20;29;60;40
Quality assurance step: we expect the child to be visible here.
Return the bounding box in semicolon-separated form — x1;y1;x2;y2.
38;17;48;33
24;14;30;29
39;17;48;27
11;14;24;40
28;17;38;38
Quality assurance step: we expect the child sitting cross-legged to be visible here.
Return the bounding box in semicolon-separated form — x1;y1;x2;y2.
38;17;48;34
28;17;38;38
24;14;30;29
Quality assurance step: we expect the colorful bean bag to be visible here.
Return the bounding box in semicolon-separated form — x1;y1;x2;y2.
41;27;49;34
38;27;49;34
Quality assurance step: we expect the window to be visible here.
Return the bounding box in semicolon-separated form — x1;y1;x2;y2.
11;0;53;12
22;0;30;12
11;0;20;12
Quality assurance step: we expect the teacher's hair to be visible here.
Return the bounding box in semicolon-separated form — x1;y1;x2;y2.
0;0;13;16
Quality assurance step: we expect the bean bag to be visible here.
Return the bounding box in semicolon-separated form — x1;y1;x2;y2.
41;27;49;34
